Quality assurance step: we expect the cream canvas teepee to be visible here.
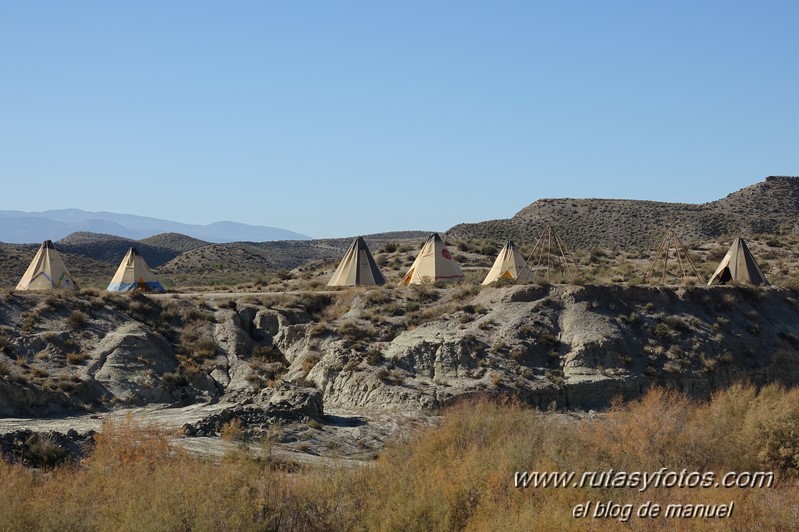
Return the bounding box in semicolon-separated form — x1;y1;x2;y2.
481;240;532;285
707;237;769;286
107;247;165;292
328;237;386;287
16;240;78;291
400;233;464;285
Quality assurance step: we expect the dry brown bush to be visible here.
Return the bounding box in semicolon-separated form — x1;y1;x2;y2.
1;386;799;530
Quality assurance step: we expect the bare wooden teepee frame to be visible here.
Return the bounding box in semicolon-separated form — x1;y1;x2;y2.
519;226;583;284
643;229;705;285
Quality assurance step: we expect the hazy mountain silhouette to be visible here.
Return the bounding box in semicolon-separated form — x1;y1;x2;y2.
0;209;311;243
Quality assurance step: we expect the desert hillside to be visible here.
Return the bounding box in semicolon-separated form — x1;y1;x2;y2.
447;175;799;249
3;177;799;290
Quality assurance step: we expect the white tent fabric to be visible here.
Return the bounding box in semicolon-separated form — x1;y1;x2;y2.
107;247;165;292
481;240;532;285
707;237;769;286
400;234;464;285
328;237;386;286
16;240;78;291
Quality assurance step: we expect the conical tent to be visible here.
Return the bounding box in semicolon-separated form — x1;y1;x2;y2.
707;237;769;286
328;237;386;287
107;247;165;292
16;240;78;291
400;233;464;285
482;240;532;285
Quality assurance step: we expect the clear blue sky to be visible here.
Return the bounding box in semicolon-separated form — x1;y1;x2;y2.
2;1;798;238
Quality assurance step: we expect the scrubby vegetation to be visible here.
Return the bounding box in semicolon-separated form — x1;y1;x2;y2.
1;385;798;530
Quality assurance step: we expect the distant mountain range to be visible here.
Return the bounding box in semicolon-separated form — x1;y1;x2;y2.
0;209;311;244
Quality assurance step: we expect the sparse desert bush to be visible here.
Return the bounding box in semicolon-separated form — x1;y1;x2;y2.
252;344;282;362
220;418;244;442
302;294;333;317
178;322;217;360
66;352;89;365
537;331;559;346
308;322;332;336
338;321;374;342
700;353;718;372
489;341;506;355
652;322;670;337
409;283;439;303
663;315;689;332
619;311;639;324
364;288;392;306
20;314;36;333
407;302;459;327
43;295;63;309
192;336;218;358
405;301;420;313
381;241;398;253
180;305;216;323
67;310;89;330
301;355;320;373
477;319;496;330
453;285;479;301
24;434;70;468
162;370;190;386
365;348;382;365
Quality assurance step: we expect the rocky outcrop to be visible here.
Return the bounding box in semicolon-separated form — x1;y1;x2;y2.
3;284;799;419
212;309;257;396
0;380;80;417
294;285;799;411
88;322;179;404
0;429;94;467
185;383;322;437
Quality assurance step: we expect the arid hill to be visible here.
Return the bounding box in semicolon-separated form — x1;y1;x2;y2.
55;232;183;267
137;232;211;253
160;232;432;272
0;244;116;290
447;176;799;249
0;230;435;289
